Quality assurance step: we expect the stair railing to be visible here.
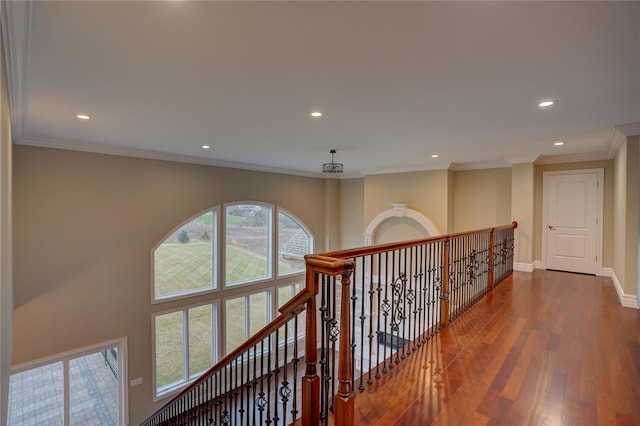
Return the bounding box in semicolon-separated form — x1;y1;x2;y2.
140;222;516;426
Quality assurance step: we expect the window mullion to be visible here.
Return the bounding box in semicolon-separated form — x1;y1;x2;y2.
64;359;70;426
272;207;277;280
211;303;217;364
183;309;189;382
244;295;250;341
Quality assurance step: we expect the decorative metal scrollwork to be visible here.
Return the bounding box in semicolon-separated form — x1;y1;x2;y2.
329;320;340;342
279;381;291;402
466;249;481;280
499;240;509;265
221;411;230;426
390;273;407;332
256;392;268;411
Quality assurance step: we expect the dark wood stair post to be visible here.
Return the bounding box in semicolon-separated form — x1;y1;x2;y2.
334;262;355;426
302;267;320;426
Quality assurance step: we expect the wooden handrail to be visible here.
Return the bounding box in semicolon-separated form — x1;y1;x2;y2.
322;221;518;259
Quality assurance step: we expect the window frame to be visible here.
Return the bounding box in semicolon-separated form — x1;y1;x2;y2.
222;287;273;354
152;300;220;400
222;201;273;288
151;208;219;304
8;338;129;425
151;202;314;400
276;208;314;279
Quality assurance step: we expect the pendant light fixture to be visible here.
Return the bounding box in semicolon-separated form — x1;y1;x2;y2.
322;149;343;174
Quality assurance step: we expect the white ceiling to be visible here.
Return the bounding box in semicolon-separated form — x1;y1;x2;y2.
2;1;640;177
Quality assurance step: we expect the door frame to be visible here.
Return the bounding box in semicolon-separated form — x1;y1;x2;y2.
542;168;604;275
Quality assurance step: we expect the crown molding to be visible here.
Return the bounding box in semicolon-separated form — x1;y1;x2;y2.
615;122;640;137
505;155;540;165
1;0;35;141
535;151;611;165
361;163;450;176
15;136;329;178
449;160;511;171
607;127;627;157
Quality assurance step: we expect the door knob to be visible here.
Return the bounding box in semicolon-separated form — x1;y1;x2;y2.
548;225;555;230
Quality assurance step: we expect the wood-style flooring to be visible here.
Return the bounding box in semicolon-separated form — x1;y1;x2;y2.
349;270;640;425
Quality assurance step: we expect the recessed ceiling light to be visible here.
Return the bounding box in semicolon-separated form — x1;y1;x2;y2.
76;114;90;120
310;111;322;118
538;100;554;108
431;154;439;158
202;145;210;149
554;141;564;146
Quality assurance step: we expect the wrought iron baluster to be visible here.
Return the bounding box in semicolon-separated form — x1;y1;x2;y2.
330;276;338;412
273;328;280;426
375;252;382;379
367;254;375;385
291;315;300;420
281;322;290;426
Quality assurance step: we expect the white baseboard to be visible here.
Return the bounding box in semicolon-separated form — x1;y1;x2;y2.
513;262;533;272
606;268;638;309
601;267;614;277
518;265;638;309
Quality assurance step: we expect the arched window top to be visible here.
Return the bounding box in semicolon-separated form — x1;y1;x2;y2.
153;209;217;301
152;203;314;302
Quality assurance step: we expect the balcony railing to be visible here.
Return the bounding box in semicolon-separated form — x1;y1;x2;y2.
140;222;516;426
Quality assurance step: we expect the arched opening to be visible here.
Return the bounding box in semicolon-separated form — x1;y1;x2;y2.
363;203;440;246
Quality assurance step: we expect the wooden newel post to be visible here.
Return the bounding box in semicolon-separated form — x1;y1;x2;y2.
440;238;450;328
302;269;319;426
334;262;355;426
488;228;495;291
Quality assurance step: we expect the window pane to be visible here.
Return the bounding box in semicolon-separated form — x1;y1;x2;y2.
278;211;312;276
154;211;215;299
249;292;269;335
226;205;270;285
277;283;303;309
69;350;119;425
225;297;246;353
155;311;185;392
189;305;215;378
8;362;64;426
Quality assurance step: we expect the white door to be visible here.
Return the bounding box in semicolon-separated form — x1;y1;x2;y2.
543;170;602;275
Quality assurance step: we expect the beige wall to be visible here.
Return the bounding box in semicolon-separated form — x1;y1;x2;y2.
338;178;364;249
534;160;614;268
323;178;340;251
613;137;639;298
363;170;451;236
453;168;511;232
614;143;628;287
511;163;535;264
12;146;327;423
624;138;638;297
0;31;13;426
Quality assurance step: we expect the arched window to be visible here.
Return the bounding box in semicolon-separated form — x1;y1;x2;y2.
151;203;313;398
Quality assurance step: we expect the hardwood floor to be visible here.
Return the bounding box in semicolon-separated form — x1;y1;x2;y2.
349;270;640;426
